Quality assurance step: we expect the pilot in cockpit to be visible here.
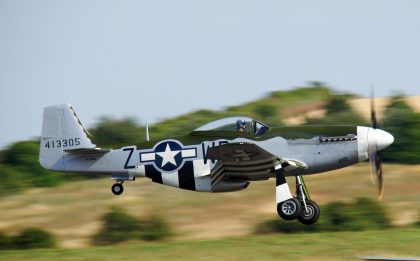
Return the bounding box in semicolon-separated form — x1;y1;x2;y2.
236;119;247;132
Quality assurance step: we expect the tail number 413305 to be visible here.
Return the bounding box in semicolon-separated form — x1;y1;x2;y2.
44;138;80;149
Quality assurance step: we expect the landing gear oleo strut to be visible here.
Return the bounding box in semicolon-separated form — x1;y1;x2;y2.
276;173;320;224
295;176;320;224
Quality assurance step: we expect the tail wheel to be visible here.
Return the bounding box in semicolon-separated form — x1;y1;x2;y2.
111;183;124;195
297;200;320;225
277;197;302;220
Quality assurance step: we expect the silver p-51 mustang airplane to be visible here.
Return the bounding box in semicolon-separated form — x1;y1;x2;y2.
39;104;394;224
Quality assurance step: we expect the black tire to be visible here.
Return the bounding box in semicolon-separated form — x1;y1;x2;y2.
277;197;302;220
111;183;124;195
297;200;320;225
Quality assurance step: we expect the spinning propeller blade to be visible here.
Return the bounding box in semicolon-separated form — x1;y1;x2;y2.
369;89;384;201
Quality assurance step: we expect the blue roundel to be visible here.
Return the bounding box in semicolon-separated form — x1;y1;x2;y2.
139;140;197;173
154;141;184;172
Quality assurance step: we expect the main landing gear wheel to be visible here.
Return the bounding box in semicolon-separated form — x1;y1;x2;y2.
297;200;320;225
111;183;124;195
277;197;302;220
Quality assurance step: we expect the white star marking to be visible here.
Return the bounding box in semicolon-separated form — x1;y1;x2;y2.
157;144;180;167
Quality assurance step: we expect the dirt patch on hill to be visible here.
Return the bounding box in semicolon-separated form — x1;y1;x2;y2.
348;96;420;121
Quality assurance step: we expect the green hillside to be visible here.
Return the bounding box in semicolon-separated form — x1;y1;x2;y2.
133;85;332;144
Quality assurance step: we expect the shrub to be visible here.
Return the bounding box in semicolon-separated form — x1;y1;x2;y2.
93;208;140;245
381;96;420;164
255;104;277;119
138;216;172;241
322;201;354;231
12;228;55;249
0;166;28;196
349;198;391;230
1;140;64;188
0;233;11;250
93;208;172;245
321;198;391;231
415;214;420;227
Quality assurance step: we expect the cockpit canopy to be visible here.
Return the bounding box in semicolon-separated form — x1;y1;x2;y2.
194;117;270;136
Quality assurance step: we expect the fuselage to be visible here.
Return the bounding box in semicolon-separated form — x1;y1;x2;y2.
48;124;393;192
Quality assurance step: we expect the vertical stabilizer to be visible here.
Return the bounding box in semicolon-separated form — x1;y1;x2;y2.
39;104;95;171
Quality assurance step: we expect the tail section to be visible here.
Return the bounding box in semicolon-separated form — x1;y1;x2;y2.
39;104;96;171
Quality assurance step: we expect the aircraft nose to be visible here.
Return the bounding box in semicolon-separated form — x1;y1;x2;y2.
371;128;394;151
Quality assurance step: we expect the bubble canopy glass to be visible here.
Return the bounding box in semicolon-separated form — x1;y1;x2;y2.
194;117;269;136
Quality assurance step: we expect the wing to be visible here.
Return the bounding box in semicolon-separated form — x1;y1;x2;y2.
206;143;308;190
206;143;278;190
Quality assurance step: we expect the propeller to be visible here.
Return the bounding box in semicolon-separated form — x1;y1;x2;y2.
369;89;385;201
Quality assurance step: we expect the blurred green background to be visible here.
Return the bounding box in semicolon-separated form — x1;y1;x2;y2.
1;85;419;260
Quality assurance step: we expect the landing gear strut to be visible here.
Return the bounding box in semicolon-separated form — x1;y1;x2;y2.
275;167;302;220
111;181;124;195
276;174;320;224
295;176;320;224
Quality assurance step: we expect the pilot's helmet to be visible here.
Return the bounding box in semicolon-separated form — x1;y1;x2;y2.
236;119;247;129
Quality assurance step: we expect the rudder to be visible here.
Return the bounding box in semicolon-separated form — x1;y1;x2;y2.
39;104;96;171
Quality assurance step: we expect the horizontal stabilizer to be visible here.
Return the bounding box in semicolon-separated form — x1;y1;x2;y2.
64;148;110;155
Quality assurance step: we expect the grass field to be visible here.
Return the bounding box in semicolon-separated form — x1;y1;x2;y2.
0;163;419;249
0;228;419;260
